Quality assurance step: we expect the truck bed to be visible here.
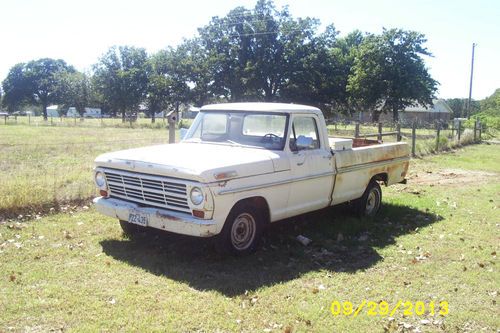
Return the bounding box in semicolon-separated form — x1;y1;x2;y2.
329;139;410;205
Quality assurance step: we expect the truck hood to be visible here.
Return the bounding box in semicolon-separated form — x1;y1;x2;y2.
94;142;284;183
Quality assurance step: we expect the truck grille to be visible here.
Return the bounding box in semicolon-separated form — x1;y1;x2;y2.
103;169;191;213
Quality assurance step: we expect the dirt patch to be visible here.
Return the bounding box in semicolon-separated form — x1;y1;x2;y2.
408;168;498;186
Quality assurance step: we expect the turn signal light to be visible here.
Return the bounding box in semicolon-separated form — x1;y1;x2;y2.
192;210;204;218
100;190;108;197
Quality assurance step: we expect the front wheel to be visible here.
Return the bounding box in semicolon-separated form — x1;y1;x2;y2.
355;180;382;217
216;203;263;256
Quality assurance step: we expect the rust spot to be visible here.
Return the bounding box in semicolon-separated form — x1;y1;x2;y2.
352;138;379;147
156;211;181;221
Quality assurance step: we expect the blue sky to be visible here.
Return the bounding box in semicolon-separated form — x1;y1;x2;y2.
1;0;499;99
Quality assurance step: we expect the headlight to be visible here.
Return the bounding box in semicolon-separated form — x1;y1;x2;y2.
95;171;107;188
190;187;204;205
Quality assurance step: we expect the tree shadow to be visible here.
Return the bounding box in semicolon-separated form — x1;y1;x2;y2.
100;203;442;297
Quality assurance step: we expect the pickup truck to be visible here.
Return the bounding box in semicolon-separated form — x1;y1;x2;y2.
93;103;409;255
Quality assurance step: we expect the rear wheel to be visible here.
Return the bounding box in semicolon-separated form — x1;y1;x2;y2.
216;202;263;256
119;220;145;238
355;181;382;217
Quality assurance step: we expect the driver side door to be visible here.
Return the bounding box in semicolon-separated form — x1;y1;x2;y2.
286;115;334;216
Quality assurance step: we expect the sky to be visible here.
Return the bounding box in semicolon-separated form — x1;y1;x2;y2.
1;0;499;100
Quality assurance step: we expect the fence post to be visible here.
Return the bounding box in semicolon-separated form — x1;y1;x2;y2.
436;123;441;152
377;122;382;141
396;123;401;141
28;114;31;125
458;120;461;142
473;119;477;141
411;122;416;157
354;122;360;138
51;116;53;125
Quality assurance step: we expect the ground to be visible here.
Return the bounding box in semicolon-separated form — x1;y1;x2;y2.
0;144;499;332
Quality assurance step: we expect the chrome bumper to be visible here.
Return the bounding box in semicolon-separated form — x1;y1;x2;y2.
93;197;218;237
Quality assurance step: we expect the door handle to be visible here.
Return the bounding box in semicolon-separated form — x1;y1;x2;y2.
322;155;332;159
297;161;304;166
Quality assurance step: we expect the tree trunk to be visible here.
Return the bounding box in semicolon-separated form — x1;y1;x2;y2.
151;109;156;123
371;110;380;122
121;109;125;123
392;106;399;122
42;102;48;121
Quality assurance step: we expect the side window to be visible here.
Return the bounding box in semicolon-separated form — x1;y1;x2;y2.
289;116;320;151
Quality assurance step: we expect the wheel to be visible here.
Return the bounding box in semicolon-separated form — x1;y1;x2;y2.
119;220;145;238
216;202;263;256
355;180;382;217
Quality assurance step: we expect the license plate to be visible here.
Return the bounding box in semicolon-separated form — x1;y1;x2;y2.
128;211;149;227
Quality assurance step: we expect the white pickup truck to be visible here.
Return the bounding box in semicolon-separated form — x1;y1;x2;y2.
93;103;409;255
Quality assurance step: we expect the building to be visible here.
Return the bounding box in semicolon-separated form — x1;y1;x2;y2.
46;105;59;117
398;99;452;125
355;99;452;124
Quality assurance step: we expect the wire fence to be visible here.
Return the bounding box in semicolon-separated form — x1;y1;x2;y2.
0;114;196;129
0;118;484;219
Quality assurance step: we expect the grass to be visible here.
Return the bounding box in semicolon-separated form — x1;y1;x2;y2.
1;144;499;332
0;126;173;217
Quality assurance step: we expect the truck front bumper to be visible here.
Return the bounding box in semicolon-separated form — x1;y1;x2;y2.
93;197;219;237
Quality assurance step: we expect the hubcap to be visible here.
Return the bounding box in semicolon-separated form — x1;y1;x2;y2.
230;213;256;250
365;190;379;215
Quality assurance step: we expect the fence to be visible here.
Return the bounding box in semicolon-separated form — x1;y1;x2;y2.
0;114;192;129
327;119;483;157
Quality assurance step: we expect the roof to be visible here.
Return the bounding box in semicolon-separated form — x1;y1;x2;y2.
200;102;321;114
404;99;452;113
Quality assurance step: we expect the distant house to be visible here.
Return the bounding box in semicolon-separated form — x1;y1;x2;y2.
355;99;452;124
83;107;101;118
398;99;452;125
46;105;59;117
67;107;79;117
182;106;200;119
67;107;102;118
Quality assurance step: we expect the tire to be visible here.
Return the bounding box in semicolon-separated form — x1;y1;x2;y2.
119;220;145;238
355;180;382;217
216;202;263;256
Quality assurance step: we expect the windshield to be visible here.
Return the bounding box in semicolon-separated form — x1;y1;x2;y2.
183;111;288;150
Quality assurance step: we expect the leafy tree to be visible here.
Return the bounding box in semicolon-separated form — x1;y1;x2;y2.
348;29;438;122
479;88;500;115
445;98;479;118
145;49;190;123
194;0;324;102
93;46;149;122
1;59;74;119
55;71;96;116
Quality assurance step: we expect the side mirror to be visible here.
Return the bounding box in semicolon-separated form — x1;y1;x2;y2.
180;128;188;140
296;135;313;150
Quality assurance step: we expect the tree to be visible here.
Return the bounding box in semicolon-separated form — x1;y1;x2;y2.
93;46;149;122
194;0;324;103
348;29;438;122
145;49;190;123
1;59;74;119
446;98;479;118
55;71;95;116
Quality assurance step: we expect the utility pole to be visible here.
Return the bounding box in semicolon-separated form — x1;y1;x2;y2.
467;42;476;119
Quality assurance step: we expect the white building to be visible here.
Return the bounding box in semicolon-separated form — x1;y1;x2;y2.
46;105;59;117
67;107;102;118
